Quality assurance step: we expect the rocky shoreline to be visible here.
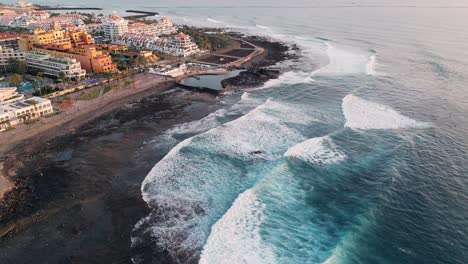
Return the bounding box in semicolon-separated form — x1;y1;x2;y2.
224;34;299;88
0;33;295;264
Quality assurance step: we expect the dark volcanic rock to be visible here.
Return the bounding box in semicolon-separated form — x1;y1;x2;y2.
222;68;281;88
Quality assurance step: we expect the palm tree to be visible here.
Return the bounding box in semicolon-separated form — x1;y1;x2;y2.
33;74;43;96
10;74;22;87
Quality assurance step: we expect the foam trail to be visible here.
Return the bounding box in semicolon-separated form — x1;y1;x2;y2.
366;55;377;75
342;94;430;130
255;71;313;90
146;92;259;148
313;43;369;76
199;189;276;264
285;136;346;165
255;24;270;30
207;18;223;24
241;92;250;100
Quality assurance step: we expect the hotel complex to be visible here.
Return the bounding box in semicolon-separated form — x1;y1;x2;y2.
0;4;207;132
103;15;128;41
19;29;118;73
0;87;53;131
0;34;25;72
25;52;86;79
0;87;25;105
116;32;201;57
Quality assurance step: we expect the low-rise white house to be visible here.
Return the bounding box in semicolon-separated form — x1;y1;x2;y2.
25;52;86;79
0;96;53;131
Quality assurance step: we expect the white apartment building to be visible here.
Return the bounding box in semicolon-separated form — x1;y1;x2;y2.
168;33;200;57
25;52;86;79
0;96;53;131
0;46;25;71
103;15;128;41
116;32;201;57
0;87;25;105
128;18;178;36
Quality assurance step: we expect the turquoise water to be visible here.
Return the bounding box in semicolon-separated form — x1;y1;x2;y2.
7;1;467;263
180;70;244;90
18;83;33;91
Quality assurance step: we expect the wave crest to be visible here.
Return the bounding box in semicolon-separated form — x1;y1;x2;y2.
342;94;430;130
285;136;346;165
199;189;276;264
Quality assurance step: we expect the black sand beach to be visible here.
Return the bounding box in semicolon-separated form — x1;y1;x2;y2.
0;90;219;264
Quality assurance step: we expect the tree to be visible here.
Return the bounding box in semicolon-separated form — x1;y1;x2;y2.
10;74;22;87
33;73;43;95
58;72;66;83
8;58;27;75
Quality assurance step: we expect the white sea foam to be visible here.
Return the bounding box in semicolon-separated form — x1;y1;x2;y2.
255;24;270;30
366;55;377;75
285;136;346;165
202;99;316;160
146;92;259;149
137;98;317;260
256;70;313;90
313;43;369;76
342;94;430;130
141;137;194;203
199;189;276;264
207;18;224;24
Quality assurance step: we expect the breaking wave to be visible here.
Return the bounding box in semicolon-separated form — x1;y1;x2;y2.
366;55;378;75
285;136;346;165
342;94;429;130
313;43;369;76
136;98;317;262
255;24;270;30
207;18;224;24
199;189;276;264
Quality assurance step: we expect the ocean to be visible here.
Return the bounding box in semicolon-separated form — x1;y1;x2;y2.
8;0;468;263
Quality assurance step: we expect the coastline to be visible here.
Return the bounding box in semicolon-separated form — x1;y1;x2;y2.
0;33;294;263
0;74;175;154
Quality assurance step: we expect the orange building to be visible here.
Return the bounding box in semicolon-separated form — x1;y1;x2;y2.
73;45;117;73
20;29;117;73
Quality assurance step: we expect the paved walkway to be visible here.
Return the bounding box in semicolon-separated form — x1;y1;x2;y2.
0;73;175;153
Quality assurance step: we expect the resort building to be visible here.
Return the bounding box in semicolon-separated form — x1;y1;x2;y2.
116;32;201;57
0;107;12;131
128;18;177;36
0;46;25;72
25;52;86;79
19;29;117;73
0;96;53;131
30;11;50;21
0;33;21;49
73;45;117;73
103;15;128;41
0;87;25;105
29;45;117;73
19;29;94;51
168;33;201;57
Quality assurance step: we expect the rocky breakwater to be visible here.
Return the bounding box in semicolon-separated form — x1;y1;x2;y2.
221;68;281;88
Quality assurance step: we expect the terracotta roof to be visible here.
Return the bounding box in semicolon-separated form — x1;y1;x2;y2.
175;33;188;39
0;33;21;40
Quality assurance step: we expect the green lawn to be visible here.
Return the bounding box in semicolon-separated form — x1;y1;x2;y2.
79;89;101;100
